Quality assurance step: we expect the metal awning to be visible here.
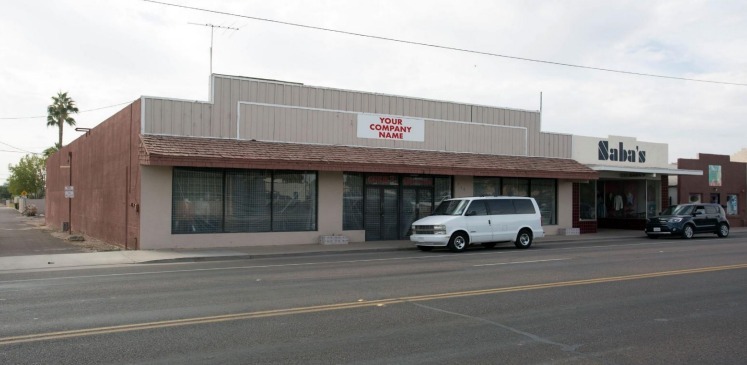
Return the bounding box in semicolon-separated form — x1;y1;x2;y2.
586;164;703;176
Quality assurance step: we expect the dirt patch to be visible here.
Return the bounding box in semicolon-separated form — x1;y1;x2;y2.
23;215;123;252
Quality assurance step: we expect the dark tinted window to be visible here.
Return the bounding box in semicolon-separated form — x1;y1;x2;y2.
487;199;514;215
466;200;489;216
705;205;718;214
513;199;537;214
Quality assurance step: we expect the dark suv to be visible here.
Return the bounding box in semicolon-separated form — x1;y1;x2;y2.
645;203;730;239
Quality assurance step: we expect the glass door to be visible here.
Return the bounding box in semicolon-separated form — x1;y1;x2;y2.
365;186;399;241
400;187;433;239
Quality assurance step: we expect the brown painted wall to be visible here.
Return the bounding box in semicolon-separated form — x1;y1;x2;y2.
45;100;142;248
678;154;746;227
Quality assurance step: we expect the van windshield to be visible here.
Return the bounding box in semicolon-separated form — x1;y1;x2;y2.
432;199;470;216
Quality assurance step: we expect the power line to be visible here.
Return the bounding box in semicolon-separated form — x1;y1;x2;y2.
0;141;39;155
0;101;132;120
144;0;747;87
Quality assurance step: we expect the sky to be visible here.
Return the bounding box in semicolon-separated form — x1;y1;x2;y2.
1;0;746;183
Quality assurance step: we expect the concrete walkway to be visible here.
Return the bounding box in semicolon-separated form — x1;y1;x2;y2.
2;206;742;272
0;229;650;272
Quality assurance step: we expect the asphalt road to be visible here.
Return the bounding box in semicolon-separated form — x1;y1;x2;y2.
0;208;83;256
1;234;746;364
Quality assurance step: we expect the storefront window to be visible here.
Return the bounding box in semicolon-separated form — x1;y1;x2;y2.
172;168;317;234
727;194;738;215
225;170;271;232
502;178;529;196
579;181;596;220
646;180;661;218
434;177;452;204
473;177;556;225
531;179;556;225
689;193;702;203
272;172;317;232
343;173;364;230
473;177;500;196
598;180;647;219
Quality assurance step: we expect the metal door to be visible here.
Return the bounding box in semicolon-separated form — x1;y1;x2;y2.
365;186;399;240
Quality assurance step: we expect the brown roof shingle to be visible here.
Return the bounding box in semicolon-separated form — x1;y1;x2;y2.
140;135;597;180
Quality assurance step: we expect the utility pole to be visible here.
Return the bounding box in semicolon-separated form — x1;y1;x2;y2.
188;23;239;75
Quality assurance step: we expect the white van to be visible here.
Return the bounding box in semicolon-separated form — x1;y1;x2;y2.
410;196;545;252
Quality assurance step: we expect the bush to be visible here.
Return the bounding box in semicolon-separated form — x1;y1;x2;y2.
23;204;37;216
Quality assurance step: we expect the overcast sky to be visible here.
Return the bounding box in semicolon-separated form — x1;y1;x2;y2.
2;0;746;183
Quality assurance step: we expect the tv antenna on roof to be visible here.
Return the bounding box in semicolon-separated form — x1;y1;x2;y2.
188;23;239;75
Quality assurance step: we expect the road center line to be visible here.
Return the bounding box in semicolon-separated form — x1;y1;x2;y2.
473;258;570;267
2;262;746;346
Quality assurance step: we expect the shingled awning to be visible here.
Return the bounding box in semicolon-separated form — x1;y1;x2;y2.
140;134;597;180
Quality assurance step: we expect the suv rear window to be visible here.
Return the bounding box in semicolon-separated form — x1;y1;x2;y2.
513;199;537;214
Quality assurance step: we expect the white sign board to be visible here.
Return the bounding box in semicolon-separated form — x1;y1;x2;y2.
64;186;74;198
357;114;424;142
572;135;669;168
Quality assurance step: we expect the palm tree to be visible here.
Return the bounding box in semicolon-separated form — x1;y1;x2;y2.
46;91;79;147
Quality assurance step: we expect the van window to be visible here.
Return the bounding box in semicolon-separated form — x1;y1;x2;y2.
487;199;514;215
466;200;489;216
433;199;470;215
513;199;537;214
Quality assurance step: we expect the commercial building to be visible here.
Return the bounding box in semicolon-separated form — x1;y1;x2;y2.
45;74;693;249
676;154;746;227
571;135;702;232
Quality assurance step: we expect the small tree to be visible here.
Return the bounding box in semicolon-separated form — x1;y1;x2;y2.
7;154;47;198
47;91;79;147
0;184;10;200
43;144;60;158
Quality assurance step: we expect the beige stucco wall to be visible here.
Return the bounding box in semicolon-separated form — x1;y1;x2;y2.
553;181;574;233
139;167;353;249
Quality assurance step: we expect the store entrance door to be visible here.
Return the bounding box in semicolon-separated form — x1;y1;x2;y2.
364;186;399;241
401;187;433;239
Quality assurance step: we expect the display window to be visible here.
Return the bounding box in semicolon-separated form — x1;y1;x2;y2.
596;179;660;219
727;194;738;215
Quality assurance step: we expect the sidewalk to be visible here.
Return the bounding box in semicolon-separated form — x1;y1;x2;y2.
0;229;653;272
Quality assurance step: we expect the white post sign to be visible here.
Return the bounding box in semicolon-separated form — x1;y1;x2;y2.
64;186;74;198
357;114;424;142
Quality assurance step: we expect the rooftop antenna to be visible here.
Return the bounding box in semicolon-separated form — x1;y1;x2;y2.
188;23;239;76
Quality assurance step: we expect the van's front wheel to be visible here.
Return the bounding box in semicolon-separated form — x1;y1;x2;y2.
514;229;533;249
447;233;468;252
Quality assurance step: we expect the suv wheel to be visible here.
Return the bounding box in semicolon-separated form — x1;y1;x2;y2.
717;223;729;238
514;229;533;249
447;233;468;253
682;225;694;239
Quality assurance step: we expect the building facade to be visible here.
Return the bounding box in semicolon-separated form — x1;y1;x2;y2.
677;154;746;227
570;135;702;233
47;74;603;249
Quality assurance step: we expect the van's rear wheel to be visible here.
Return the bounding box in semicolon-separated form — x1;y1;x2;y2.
447;233;468;252
514;229;533;249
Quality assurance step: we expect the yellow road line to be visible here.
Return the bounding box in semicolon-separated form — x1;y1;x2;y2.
3;263;746;346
